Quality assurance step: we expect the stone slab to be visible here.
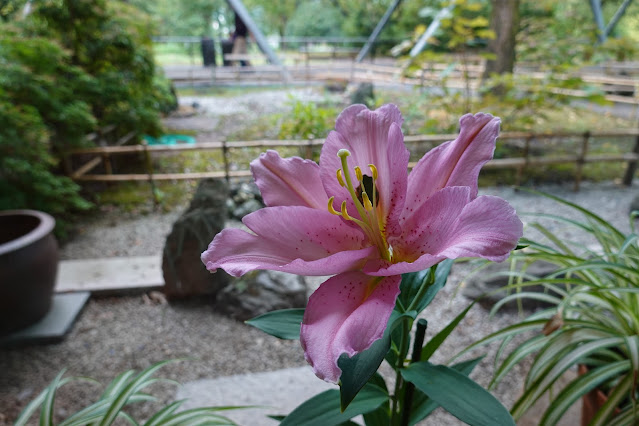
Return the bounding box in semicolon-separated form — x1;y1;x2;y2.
177;367;339;425
56;256;163;294
0;292;90;346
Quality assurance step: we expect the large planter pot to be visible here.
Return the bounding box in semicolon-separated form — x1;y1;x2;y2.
0;210;59;336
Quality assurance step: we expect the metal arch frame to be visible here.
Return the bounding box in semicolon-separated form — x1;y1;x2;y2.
589;0;634;43
226;0;290;81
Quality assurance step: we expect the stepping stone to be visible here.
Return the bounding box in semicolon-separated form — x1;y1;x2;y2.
56;256;163;294
0;292;90;347
177;367;337;425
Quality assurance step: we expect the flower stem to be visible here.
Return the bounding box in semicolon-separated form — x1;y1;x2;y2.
406;265;438;313
391;317;412;425
400;319;428;426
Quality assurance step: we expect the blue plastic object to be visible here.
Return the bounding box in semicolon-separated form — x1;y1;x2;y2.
143;134;196;145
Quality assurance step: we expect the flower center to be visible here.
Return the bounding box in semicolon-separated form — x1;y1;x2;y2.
327;149;392;262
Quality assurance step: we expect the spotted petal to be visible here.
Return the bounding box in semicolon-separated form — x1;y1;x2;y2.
367;186;523;276
251;150;328;209
201;206;376;277
405;113;500;213
300;272;401;383
319;104;409;235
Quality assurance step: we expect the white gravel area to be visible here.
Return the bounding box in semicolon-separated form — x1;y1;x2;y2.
1;179;636;425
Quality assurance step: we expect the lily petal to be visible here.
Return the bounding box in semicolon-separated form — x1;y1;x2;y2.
369;187;522;276
405;113;499;212
319;104;409;232
201;206;376;277
300;272;401;383
251;150;328;209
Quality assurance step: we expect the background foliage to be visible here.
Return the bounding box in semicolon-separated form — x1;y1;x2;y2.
0;0;175;235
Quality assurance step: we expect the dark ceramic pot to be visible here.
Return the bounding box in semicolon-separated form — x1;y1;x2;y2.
0;210;58;336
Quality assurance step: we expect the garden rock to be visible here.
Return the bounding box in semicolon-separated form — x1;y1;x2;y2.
215;271;307;321
349;82;375;107
162;178;230;298
462;260;561;311
630;194;639;215
228;180;264;220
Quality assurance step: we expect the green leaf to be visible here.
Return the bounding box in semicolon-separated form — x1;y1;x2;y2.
409;356;484;425
338;311;410;411
401;363;515;426
541;360;630;425
361;373;390;426
421;301;475;362
399;259;453;313
245;308;305;340
280;384;388;426
99;360;175;426
40;370;67;426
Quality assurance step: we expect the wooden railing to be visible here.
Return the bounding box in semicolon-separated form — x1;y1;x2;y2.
66;129;639;191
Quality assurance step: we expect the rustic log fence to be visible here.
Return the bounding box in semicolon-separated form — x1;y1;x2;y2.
66;129;639;191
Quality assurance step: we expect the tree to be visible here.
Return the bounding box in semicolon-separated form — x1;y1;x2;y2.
483;0;519;78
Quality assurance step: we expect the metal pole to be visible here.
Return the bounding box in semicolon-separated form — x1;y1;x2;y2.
226;0;290;82
588;0;607;43
409;4;455;58
356;0;403;63
605;0;634;38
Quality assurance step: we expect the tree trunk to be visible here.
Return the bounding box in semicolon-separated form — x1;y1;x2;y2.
483;0;520;79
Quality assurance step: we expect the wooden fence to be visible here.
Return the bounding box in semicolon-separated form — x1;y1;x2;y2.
66;129;639;191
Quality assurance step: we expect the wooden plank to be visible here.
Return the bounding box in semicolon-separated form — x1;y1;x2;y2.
75;170;253;181
72;156;103;178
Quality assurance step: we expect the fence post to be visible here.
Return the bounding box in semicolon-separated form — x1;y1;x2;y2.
142;141;160;206
516;135;532;188
222;139;230;183
622;129;639;186
574;131;590;192
103;154;112;175
305;138;314;160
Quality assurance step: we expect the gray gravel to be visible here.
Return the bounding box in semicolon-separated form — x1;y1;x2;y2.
1;180;636;425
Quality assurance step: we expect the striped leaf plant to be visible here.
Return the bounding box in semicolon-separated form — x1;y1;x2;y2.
458;190;639;425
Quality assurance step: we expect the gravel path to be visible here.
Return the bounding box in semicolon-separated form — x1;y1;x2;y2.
1;180;637;425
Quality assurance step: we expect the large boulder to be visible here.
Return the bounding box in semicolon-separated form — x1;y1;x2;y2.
162;178;230;298
215;270;307;321
462;260;561;311
349;82;375;107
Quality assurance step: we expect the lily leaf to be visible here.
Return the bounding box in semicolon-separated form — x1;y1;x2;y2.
280;384;388;426
245;308;305;340
338;311;411;411
402;362;515;426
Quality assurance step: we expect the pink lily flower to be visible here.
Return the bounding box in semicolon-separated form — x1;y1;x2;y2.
202;104;523;383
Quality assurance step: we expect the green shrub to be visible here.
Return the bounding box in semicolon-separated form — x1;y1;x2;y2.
0;0;176;234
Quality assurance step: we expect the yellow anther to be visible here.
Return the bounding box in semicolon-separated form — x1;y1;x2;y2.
337;149;351;159
327;196;341;215
354;166;363;182
368;164;378;180
336;169;346;187
340;201;353;220
362;192;373;211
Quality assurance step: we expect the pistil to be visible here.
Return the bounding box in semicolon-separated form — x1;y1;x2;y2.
327;149;392;262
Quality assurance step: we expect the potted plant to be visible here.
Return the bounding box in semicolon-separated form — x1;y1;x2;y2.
459;191;639;426
0;209;58;336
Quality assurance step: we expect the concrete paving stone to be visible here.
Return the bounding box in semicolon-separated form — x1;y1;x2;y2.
177;366;340;425
56;256;163;294
0;292;90;347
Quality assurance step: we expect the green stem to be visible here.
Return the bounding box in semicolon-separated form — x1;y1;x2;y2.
391;318;412;425
406;265;438;313
401;319;428;426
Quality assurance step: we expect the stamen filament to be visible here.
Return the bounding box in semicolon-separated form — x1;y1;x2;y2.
327;196;340;215
337;150;370;222
362;192;373;211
